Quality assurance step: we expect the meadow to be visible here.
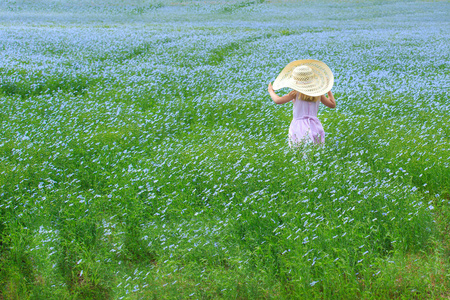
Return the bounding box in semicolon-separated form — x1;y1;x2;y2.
0;0;449;299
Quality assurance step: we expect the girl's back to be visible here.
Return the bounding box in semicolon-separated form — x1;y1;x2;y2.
289;93;324;145
293;93;320;120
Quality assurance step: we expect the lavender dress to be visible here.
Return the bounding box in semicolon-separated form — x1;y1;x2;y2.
289;93;325;146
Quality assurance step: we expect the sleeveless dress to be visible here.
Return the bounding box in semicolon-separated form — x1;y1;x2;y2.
289;93;325;146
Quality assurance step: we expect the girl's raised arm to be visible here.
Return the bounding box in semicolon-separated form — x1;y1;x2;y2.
268;82;296;104
320;91;336;108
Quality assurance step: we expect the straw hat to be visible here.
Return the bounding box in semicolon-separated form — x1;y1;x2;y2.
272;59;334;97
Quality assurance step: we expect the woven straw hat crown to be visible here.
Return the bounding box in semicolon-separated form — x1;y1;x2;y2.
273;59;334;97
292;65;315;83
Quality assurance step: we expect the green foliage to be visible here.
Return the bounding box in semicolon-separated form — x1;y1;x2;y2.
219;0;264;13
0;70;101;98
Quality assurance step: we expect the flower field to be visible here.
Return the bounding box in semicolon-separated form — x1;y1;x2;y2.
0;0;449;299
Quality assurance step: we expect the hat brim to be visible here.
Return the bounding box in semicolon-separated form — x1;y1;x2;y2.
272;59;334;97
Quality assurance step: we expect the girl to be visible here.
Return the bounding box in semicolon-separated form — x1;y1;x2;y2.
268;59;336;147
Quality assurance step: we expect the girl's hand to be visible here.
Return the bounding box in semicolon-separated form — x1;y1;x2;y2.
268;82;274;93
